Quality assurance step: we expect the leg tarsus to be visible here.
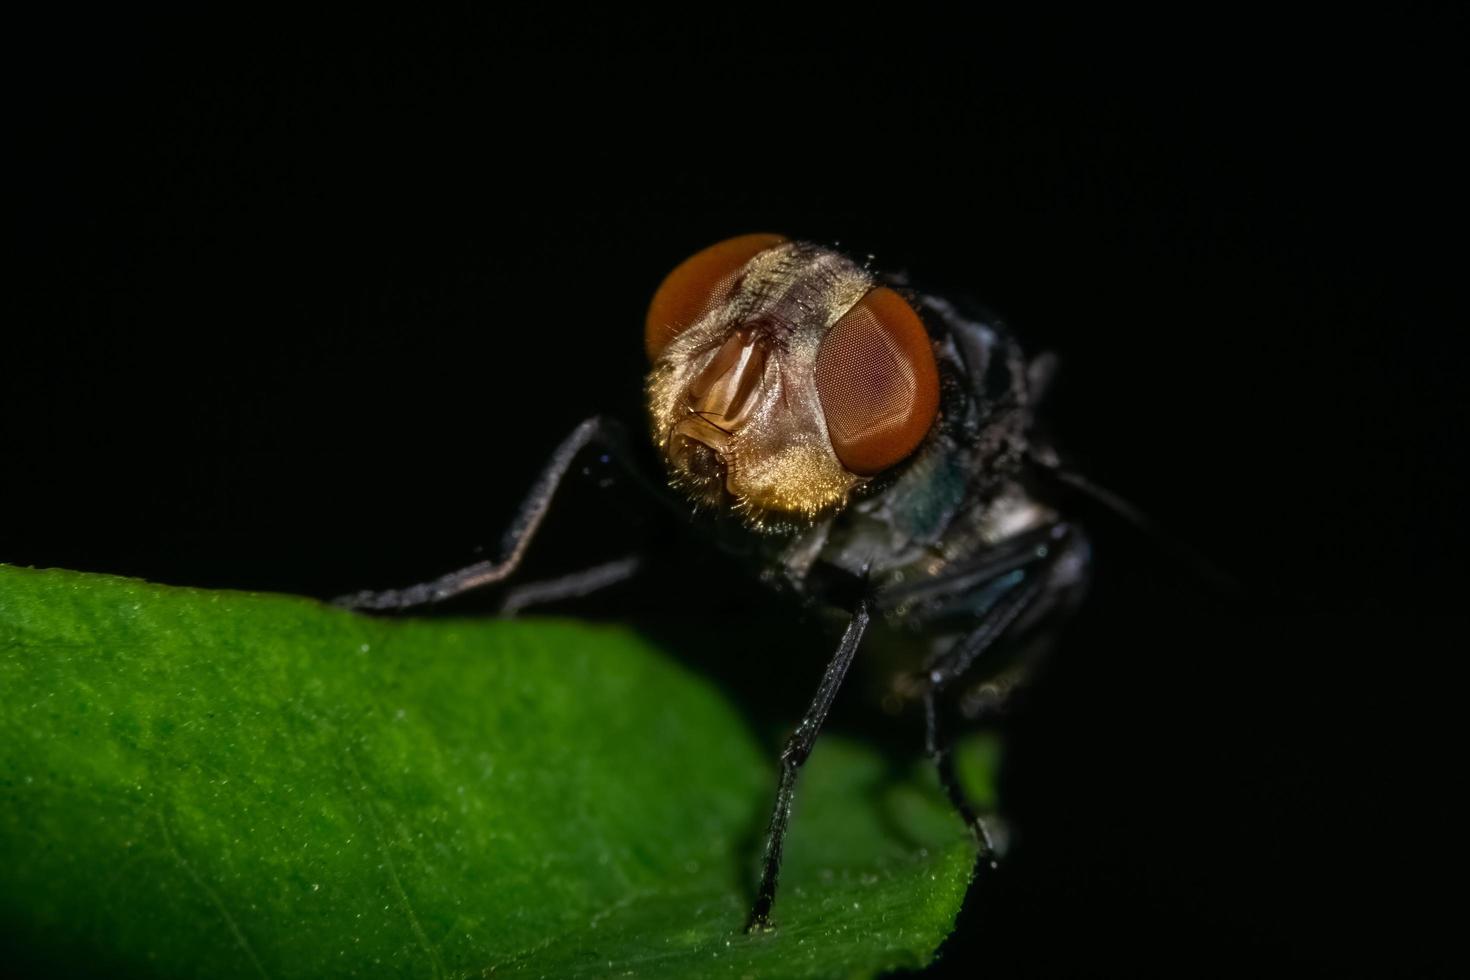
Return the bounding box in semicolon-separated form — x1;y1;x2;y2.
496;555;642;616
746;748;801;933
925;689;999;866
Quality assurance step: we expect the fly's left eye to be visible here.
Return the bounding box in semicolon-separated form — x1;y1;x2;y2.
814;287;940;476
645;233;787;360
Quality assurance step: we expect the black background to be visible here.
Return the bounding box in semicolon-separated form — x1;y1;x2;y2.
6;10;1463;978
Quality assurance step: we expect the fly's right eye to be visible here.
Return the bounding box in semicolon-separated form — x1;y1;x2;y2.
644;233;787;361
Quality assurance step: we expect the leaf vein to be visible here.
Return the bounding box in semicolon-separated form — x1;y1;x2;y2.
345;746;446;980
155;809;272;980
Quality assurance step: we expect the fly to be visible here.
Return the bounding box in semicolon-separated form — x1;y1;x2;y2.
336;233;1099;931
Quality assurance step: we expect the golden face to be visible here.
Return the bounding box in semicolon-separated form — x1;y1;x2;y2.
644;235;941;525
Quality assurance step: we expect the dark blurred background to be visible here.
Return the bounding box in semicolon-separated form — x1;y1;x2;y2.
5;10;1463;977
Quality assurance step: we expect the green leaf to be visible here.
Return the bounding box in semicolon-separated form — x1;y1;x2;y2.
0;564;986;979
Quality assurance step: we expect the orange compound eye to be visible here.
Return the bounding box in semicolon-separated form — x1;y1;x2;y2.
645;233;787;360
815;287;940;476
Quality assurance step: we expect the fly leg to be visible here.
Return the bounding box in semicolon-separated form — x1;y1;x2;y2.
919;570;1047;864
747;599;872;932
924;687;999;862
496;555;643;615
333;416;655;610
907;525;1086;860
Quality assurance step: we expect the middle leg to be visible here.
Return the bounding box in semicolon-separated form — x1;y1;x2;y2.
911;530;1079;855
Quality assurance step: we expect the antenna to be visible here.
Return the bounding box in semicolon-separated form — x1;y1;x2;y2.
1027;450;1241;595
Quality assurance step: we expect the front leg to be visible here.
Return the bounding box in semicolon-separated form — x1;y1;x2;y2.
334;416;649;610
747;599;872;932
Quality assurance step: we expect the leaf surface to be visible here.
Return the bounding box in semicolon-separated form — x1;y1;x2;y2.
0;565;985;978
